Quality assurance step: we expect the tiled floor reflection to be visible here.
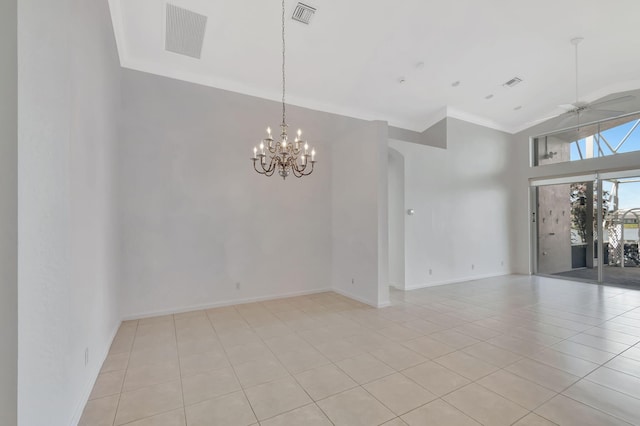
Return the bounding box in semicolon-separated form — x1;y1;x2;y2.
80;275;640;425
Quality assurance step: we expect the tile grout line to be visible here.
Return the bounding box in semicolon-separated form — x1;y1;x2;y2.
111;319;139;426
171;314;188;425
247;301;337;425
204;305;262;425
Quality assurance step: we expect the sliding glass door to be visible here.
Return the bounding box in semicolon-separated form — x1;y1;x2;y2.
601;175;640;286
533;173;640;287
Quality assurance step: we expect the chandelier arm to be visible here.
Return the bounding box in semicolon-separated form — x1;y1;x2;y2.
296;161;308;174
252;159;268;175
266;157;279;174
304;161;315;176
292;160;313;178
291;163;303;178
264;157;278;177
253;156;277;175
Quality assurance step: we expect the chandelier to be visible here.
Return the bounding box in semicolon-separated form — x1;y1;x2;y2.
251;0;316;179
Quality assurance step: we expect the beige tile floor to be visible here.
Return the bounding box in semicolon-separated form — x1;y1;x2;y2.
80;275;640;425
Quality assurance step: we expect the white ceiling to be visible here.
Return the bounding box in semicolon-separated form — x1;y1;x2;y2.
109;0;640;134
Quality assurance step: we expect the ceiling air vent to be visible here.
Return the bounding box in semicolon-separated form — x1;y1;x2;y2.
503;77;523;88
165;3;207;59
292;3;316;24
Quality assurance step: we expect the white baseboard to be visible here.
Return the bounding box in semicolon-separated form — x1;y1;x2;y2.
389;283;404;290
122;287;332;321
69;322;120;426
331;287;383;308
404;271;513;291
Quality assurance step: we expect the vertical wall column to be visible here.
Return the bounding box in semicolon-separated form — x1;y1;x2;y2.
0;0;17;424
332;120;390;307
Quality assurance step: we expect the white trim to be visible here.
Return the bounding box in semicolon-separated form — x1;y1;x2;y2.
446;107;512;134
530;174;597;186
107;0;126;65
68;323;120;426
599;169;640;180
419;107;448;132
404;272;513;291
122;288;332;321
331;287;379;308
118;58;424;132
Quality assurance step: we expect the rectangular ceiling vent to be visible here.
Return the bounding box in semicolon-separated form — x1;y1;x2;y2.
503;77;523;88
292;3;316;24
165;3;207;59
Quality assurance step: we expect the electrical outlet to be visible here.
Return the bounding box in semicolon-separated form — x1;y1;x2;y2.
84;348;89;367
236;282;240;290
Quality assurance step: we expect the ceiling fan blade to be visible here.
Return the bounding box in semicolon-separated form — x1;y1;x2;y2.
579;109;623;123
555;113;579;129
589;95;635;109
588;109;624;116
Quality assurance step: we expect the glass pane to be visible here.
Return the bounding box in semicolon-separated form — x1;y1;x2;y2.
536;182;598;281
603;177;640;287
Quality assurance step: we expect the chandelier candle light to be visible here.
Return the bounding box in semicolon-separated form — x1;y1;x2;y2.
251;0;316;179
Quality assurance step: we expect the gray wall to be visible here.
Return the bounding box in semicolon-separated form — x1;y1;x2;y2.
331;120;389;306
389;118;447;149
118;69;388;316
18;0;121;424
0;0;17;424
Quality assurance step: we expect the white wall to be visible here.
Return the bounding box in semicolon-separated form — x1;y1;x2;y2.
390;118;514;289
18;0;121;424
118;70;388;317
0;0;17;424
331;121;389;307
388;148;405;289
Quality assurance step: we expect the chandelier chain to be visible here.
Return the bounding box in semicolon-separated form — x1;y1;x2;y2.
281;0;286;127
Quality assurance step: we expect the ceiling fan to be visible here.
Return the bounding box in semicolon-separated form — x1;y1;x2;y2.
533;37;635;128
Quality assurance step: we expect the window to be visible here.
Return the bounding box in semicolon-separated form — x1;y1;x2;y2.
533;112;640;166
